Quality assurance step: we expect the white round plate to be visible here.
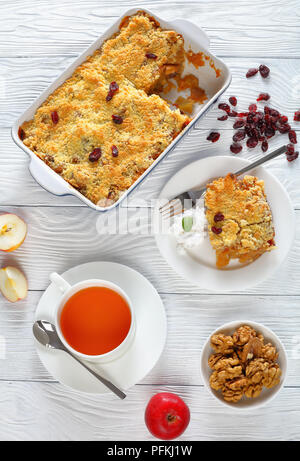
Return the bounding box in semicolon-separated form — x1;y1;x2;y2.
35;261;167;394
155;155;295;291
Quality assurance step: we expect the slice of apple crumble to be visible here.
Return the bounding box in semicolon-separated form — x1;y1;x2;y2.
205;173;275;268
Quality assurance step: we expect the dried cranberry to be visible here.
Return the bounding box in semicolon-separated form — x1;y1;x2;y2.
265;127;275;138
228;111;238;117
218;103;230;113
106;82;119;101
230;143;242;154
217;114;228;121
51;111;59;124
214;213;224;222
269;108;280;118
247;137;258;148
18;127;25;140
229;96;237;106
89;148;102;162
270;116;279;125
261;140;268;152
106;91;113;101
211;226;222;235
264;106;270;114
259;64;270;78
237;112;249;117
257;93;270;102
112;114;123;124
246;68;258;78
247;113;255;123
264;115;270;125
289;130;297;144
287;144;295;154
280;115;288;123
248;104;257;113
110;82;119;91
245;125;252;136
250;128;259;139
145;53;157;59
254;111;264;122
207;132;220;142
286;151;299;162
233;130;245;142
278;123;291;134
294;111;300;122
233;119;245;129
111;145;119;157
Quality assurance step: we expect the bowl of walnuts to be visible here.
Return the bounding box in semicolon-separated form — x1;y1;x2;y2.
200;320;287;409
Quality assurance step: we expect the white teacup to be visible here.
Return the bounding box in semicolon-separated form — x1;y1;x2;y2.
50;272;136;363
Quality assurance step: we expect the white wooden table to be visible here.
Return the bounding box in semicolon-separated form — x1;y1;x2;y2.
0;0;300;441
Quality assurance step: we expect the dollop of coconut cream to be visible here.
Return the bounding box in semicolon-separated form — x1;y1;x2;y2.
170;201;207;255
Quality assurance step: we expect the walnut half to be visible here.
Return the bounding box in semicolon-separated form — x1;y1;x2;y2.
210;334;234;354
222;377;248;403
233;325;257;346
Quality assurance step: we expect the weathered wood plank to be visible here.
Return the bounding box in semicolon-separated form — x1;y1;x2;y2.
0;0;299;58
0;206;299;296
1;128;299;208
0;381;299;440
0;291;299;386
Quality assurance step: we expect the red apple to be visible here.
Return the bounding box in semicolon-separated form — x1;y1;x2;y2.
145;392;190;440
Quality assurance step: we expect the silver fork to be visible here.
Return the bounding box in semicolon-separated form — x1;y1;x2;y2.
159;145;287;219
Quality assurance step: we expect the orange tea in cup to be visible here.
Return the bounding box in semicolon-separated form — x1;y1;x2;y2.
60;286;132;356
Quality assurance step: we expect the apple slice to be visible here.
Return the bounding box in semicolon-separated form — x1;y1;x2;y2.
0;266;28;302
0;214;27;252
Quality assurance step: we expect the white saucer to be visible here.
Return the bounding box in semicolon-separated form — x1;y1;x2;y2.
155;155;295;291
35;261;167;394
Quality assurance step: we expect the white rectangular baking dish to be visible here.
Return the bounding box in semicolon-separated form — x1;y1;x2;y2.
12;8;231;211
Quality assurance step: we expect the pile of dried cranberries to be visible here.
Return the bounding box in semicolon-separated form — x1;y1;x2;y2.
217;98;299;162
206;64;299;162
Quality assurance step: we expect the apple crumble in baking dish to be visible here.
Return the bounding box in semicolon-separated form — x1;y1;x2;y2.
18;12;191;206
205;174;275;268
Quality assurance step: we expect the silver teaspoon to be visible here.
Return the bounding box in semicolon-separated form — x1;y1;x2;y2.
33;320;126;399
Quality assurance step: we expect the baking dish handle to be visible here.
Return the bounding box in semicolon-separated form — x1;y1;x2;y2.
29;155;71;196
171;19;210;50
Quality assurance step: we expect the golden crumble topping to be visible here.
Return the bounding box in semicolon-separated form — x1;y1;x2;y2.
19;12;190;206
99;12;185;94
205;174;275;268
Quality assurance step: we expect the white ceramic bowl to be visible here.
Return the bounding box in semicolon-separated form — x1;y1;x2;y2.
200;320;287;410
